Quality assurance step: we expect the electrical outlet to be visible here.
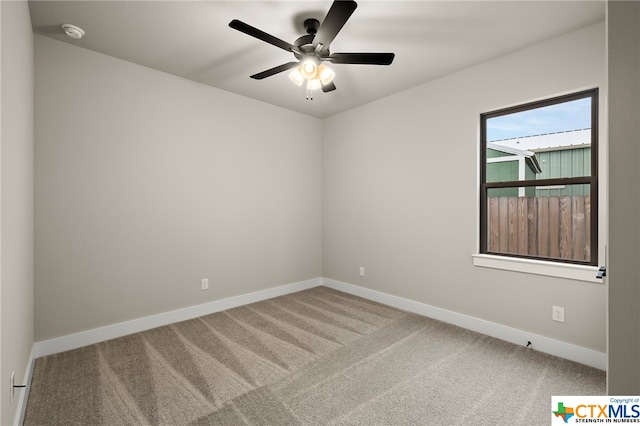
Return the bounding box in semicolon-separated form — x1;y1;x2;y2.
359;266;365;277
552;306;565;323
10;371;15;403
201;278;209;291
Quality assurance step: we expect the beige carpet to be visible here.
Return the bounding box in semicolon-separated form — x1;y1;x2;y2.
24;286;605;425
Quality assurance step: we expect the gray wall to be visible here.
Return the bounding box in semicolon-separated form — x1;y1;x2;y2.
34;35;322;341
1;0;34;424
608;0;640;393
323;22;607;353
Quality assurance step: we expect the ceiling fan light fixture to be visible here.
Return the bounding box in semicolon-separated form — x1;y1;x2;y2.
317;64;335;85
306;78;322;91
289;67;305;86
300;58;319;80
291;60;334;92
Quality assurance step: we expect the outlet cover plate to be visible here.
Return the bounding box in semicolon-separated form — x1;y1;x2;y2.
552;306;565;322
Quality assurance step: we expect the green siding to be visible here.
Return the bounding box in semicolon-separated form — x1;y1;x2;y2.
486;147;590;198
536;147;591;196
486;149;533;197
487;160;518;183
487;148;512;159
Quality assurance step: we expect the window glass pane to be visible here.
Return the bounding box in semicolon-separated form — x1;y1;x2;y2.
486;185;592;262
486;98;591;182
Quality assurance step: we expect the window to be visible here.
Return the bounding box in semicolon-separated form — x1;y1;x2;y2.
480;89;598;265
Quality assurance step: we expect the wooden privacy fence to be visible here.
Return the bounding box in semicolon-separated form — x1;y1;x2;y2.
487;195;591;262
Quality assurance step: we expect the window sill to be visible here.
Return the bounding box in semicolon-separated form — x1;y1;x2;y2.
472;254;603;283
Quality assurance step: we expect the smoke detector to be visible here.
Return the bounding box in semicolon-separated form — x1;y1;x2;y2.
61;24;85;39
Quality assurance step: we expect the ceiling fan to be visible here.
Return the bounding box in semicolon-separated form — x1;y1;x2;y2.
229;0;395;99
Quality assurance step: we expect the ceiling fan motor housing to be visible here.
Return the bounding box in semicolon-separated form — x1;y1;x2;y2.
293;34;323;60
304;18;320;35
294;19;329;61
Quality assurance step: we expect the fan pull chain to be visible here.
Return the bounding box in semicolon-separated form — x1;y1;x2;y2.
306;87;313;101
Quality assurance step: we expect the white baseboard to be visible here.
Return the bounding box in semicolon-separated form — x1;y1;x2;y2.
34;277;322;358
33;276;606;371
322;278;607;370
15;345;35;426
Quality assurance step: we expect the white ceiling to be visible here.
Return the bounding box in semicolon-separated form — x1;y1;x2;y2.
28;1;605;119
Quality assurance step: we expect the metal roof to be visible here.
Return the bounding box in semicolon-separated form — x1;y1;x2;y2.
488;128;590;151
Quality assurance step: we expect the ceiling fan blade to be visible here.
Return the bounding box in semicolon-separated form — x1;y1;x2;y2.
229;19;295;52
322;81;337;93
250;61;300;80
327;52;395;65
313;0;358;50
